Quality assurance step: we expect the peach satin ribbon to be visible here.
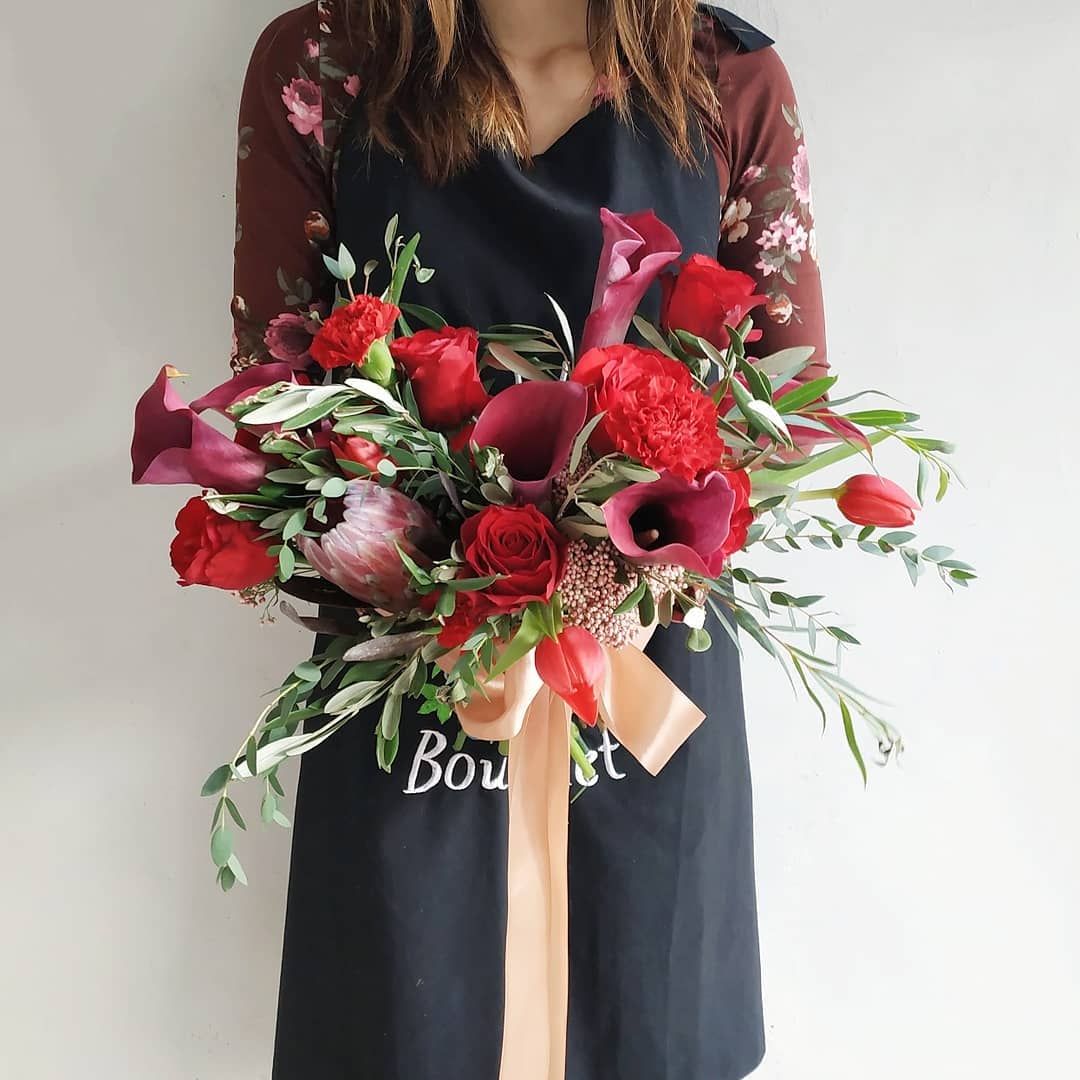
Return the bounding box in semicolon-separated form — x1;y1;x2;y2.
449;628;706;1080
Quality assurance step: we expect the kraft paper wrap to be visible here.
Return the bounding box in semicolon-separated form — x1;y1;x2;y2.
446;627;706;1080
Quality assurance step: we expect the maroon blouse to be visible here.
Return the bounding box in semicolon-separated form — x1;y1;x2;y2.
229;1;826;380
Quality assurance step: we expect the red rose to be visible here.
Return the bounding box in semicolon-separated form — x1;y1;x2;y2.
331;435;389;473
836;475;919;528
309;294;400;371
390;327;490;430
169;497;277;590
660;253;767;350
720;468;753;558
571;344;727;482
459;504;567;614
447;421;476;454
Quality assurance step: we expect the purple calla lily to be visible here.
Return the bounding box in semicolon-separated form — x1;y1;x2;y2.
472;380;588;503
579;208;683;353
131;366;269;490
603;470;737;579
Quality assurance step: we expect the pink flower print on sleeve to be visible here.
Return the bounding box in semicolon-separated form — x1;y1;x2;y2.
343;75;361;98
791;144;813;211
282;78;325;147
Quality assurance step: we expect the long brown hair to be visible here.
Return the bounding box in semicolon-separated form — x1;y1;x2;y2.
342;0;719;185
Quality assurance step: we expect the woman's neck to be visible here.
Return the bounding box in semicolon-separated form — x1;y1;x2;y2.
476;0;591;60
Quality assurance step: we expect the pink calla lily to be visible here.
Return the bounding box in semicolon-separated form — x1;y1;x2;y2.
131;366;269;490
603;470;737;579
472;380;588;503
580;208;683;353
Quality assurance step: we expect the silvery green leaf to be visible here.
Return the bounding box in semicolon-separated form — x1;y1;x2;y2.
753;346;816;380
486;342;553;381
325;680;386;715
344;378;407;413
578;502;607;525
631;316;678;358
743;398;794;446
363;259;379;277
321;476;348;499
243;386;348;426
612;462;661;484
415;267;435;284
210;827;233;868
568;412;606;473
226;854;248;887
337;244;357;280
381;693;403;741
384;213;400;256
558;518;610;540
545;293;575;357
322;254;343;279
480;482;512;505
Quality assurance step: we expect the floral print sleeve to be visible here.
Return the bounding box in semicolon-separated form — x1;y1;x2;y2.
699;22;829;381
230;1;357;375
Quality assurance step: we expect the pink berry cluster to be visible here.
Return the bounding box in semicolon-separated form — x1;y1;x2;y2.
559;539;685;648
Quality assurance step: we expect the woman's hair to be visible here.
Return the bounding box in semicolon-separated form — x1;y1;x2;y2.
343;0;719;184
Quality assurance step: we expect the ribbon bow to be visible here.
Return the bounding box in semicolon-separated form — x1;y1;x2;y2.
448;628;706;1080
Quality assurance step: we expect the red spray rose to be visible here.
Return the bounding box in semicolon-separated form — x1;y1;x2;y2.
390;326;490;430
458;504;567;614
660;253;767;350
309;294;400;371
170;497;277;590
571;344;727;482
331;435;389;474
836;475;919;527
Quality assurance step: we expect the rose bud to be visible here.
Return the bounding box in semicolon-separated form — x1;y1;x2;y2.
390;326;490;430
659;253;768;351
330;435;388;474
835;475;919;527
535;627;608;726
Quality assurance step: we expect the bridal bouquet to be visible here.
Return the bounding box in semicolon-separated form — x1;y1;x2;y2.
131;211;970;892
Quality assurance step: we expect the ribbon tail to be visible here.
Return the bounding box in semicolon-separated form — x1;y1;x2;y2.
600;640;706;776
499;691;571;1080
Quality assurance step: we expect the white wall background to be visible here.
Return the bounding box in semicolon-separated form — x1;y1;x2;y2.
1;1;1077;1076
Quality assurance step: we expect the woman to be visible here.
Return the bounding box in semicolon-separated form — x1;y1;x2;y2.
232;2;825;1077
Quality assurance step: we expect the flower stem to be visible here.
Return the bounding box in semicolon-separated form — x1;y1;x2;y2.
569;725;596;782
795;487;840;502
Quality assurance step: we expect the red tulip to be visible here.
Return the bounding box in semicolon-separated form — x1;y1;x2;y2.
534;627;608;726
580;208;682;353
836;475;919;527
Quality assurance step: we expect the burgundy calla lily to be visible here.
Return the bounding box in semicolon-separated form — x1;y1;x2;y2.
580;208;682;353
603;470;737;578
472;380;588;503
131;366;269;490
189;362;297;416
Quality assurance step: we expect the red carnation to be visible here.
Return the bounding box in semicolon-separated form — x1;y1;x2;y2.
309;294;400;371
170;497;277;590
390;326;490;431
571;344;727;482
660;253;767;350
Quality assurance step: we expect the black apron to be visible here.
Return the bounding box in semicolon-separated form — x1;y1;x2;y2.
272;44;765;1080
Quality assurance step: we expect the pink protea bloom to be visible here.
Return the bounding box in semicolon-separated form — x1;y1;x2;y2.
264;312;320;368
297;480;445;609
282;78;324;146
